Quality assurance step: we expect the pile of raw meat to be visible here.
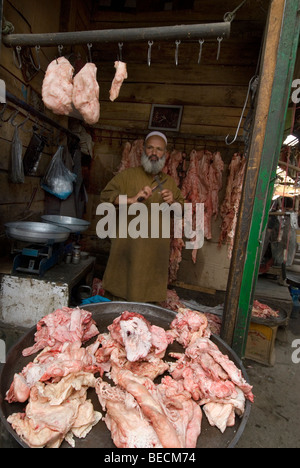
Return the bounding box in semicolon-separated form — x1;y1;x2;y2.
5;307;102;448
251;300;280;319
4;305;253;449
42;57;127;125
95;309;253;447
161;289;223;335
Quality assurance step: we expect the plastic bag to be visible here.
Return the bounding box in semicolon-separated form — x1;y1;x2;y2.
41;146;76;200
9;127;24;183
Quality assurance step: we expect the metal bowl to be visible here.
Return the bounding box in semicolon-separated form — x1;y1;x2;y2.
5;221;71;244
41;215;90;233
0;302;252;449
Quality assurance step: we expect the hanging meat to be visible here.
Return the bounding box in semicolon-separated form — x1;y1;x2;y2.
118;139;144;172
219;153;246;258
109;61;128;102
163;149;183;187
42;57;74;115
72;63;100;125
181;150;224;263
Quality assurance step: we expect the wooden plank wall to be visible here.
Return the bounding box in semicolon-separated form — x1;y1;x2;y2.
0;1;268;292
81;2;267;291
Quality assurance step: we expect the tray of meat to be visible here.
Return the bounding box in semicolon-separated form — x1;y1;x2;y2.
251;300;288;326
0;303;253;449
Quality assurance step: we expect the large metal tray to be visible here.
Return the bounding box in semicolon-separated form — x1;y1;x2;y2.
41;215;90;233
0;302;252;449
5;221;71;244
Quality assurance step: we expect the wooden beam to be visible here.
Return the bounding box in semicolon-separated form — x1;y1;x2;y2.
278;159;300;173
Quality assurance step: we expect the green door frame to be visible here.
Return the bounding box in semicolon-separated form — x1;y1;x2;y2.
221;0;300;357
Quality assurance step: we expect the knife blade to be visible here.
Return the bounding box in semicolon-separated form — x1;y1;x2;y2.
137;178;167;202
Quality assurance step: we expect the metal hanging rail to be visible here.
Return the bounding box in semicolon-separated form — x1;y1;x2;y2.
5;91;79;142
2;23;231;48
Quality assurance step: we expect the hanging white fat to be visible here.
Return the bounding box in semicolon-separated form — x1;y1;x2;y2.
120;317;152;362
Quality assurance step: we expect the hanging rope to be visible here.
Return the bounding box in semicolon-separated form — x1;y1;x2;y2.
223;0;248;23
2;17;14;35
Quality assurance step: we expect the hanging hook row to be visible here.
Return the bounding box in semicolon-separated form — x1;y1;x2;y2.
13;37;227;71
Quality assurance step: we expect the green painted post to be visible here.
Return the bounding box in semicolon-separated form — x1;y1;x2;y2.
232;0;300;356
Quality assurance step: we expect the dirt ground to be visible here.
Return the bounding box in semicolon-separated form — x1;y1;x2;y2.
236;313;300;448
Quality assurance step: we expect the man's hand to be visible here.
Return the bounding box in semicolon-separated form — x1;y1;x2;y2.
133;186;152;203
161;189;174;204
114;186;152;205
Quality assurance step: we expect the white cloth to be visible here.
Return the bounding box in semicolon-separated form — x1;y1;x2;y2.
145;131;168;145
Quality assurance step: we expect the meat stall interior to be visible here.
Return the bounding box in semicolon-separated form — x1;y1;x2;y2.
0;0;299;356
1;0;300;451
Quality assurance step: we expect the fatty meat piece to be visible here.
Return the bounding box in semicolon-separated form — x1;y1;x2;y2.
170;307;211;347
170;337;254;404
96;379;163;448
202;402;235;433
157;376;202;448
7;372;101;448
107;311;173;362
95;332;169;380
6;341;101;403
108;312;152;362
109;61;128;102
22;307;99;357
42;57;74;115
111;369;183;448
72;63;100;125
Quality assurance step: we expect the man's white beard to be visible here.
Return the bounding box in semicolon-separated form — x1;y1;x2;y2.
141;151;166;175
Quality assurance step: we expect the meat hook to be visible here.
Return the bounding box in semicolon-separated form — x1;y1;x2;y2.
147;40;154;67
87;43;93;63
216;37;223;61
0;106;18;123
198;39;205;65
225;74;258;145
118;42;123;62
58;45;64;57
175;40;181;67
10;110;30;129
29;45;41;71
13;46;22;69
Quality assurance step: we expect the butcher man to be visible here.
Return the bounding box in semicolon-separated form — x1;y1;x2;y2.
100;131;184;303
